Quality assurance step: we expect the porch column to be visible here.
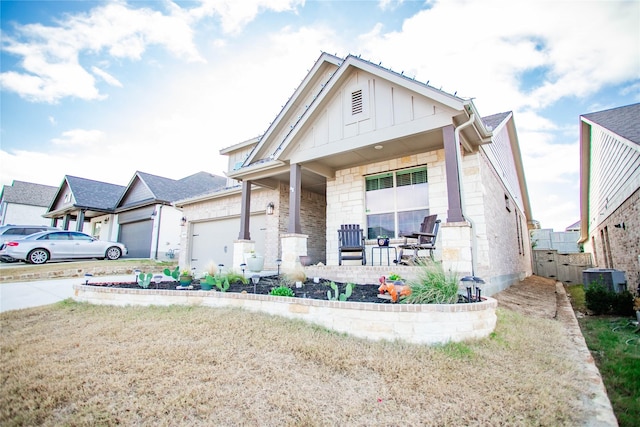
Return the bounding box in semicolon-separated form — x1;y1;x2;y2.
280;163;307;272
443;125;465;223
288;163;302;234
238;180;251;240
76;210;85;231
63;214;70;230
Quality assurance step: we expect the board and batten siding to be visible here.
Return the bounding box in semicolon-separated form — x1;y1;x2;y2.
588;125;640;229
120;179;153;206
296;70;454;153
481;120;525;213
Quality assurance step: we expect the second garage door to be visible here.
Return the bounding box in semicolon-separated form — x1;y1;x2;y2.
190;215;266;273
119;220;153;258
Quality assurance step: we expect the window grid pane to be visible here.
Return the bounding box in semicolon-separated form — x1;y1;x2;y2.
366;213;395;239
365;174;393;191
398;209;430;236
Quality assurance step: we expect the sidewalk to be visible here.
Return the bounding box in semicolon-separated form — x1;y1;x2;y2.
0;274;131;313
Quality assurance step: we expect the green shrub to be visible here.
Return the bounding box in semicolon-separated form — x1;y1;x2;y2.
585;281;613;315
611;290;635;316
402;261;459;304
269;286;294;297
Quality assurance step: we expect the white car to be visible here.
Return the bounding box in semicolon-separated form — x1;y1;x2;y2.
0;225;60;262
0;230;127;264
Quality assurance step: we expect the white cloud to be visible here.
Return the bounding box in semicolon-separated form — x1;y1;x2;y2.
378;0;405;11
51;129;107;147
352;0;638;230
91;66;123;87
0;2;204;103
0;0;310;103
189;0;305;34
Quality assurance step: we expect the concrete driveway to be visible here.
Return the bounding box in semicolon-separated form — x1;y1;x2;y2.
0;275;130;313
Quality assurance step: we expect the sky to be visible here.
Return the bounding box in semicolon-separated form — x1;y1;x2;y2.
1;0;639;231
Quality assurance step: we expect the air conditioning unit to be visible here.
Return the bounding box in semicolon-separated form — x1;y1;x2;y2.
582;268;627;293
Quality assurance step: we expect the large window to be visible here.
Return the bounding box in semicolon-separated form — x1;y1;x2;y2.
365;167;429;239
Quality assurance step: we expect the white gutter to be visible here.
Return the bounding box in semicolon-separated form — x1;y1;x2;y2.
454;112;479;276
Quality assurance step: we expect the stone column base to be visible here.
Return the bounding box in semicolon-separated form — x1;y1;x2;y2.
441;221;473;277
233;240;255;271
280;233;308;273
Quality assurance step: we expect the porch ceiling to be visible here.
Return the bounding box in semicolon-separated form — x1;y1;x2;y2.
45;207;110;220
252;128;443;195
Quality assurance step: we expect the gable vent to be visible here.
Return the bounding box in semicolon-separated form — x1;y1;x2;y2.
351;89;363;115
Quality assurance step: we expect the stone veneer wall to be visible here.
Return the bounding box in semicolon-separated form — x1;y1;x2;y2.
277;183;327;265
325;151;446;266
179;187;279;268
471;149;533;294
587;188;640;286
73;284;498;345
323;147;531;295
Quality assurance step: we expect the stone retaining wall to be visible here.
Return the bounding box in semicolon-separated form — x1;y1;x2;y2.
73;284;497;345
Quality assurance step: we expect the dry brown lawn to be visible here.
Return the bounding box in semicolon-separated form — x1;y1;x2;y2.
0;296;590;426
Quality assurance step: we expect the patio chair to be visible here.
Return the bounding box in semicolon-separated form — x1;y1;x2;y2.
394;214;441;265
338;224;366;266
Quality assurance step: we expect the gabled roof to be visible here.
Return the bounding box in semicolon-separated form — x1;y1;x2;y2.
581;103;640;145
177;172;227;198
0;180;57;207
63;176;125;210
232;52;491;180
117;171;227;209
578;102;640;243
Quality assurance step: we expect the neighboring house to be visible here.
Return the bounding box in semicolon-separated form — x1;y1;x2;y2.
114;171;226;258
579;102;640;286
0;180;57;226
176;53;534;295
45;172;226;259
565;220;581;232
45;175;126;235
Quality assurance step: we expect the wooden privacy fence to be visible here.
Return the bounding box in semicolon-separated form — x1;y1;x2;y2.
533;250;593;284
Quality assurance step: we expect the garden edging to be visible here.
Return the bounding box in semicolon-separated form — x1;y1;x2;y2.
73;284;497;345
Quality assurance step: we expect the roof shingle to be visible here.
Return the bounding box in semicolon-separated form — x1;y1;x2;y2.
582;103;640;145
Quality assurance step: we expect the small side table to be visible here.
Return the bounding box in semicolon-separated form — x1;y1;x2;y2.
371;246;398;266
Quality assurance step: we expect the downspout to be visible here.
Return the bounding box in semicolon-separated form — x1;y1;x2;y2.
153;204;163;260
453;112;479;276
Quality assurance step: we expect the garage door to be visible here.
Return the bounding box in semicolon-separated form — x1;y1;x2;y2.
190;215;266;273
119;220;153;258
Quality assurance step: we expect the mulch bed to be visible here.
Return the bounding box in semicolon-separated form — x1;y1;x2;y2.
87;276;387;303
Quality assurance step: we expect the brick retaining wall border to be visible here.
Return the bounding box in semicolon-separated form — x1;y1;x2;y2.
73;284;497;345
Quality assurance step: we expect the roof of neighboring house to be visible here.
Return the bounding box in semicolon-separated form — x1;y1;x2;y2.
482;112;511;131
581;102;640;145
565;220;581;231
177;172;228;198
130;171;227;204
64;176;126;210
0;181;57;207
